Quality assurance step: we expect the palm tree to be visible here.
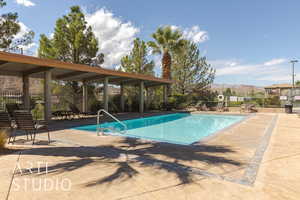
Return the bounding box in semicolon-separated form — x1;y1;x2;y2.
148;26;186;80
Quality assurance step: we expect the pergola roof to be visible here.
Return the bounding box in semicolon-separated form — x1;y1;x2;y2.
0;51;172;87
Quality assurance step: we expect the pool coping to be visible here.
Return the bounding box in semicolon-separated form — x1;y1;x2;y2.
191;113;254;145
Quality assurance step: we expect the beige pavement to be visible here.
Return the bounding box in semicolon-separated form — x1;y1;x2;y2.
0;113;299;200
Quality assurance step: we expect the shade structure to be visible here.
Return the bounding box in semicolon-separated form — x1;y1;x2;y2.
0;51;172;121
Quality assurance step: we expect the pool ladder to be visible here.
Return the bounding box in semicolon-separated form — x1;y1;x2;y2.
96;109;127;136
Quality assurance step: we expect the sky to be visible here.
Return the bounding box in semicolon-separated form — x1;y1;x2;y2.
3;0;300;86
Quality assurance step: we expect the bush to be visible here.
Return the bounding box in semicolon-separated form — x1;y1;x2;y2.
264;96;281;107
90;100;103;114
0;129;8;149
32;103;44;120
228;101;243;107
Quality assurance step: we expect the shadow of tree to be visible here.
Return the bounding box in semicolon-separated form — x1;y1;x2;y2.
19;137;242;186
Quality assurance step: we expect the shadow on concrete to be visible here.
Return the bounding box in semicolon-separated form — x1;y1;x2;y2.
18;136;242;186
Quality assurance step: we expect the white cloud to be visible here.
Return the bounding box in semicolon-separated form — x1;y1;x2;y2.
14;22;36;51
264;58;286;66
211;58;292;82
86;8;139;69
15;0;35;7
14;22;30;39
171;25;208;44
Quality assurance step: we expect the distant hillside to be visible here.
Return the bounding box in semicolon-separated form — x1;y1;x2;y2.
211;84;264;96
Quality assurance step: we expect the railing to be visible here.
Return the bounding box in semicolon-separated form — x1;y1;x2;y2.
0;91;23;110
96;109;127;136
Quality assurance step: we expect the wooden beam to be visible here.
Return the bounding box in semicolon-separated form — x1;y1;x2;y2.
145;82;169;88
84;75;119;82
56;71;89;80
0;61;8;69
23;67;52;76
0;71;22;76
120;79;141;85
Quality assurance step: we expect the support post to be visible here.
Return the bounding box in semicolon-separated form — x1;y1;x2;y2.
82;81;88;112
44;70;52;122
163;85;168;104
139;81;144;114
22;74;30;110
103;77;109;111
145;87;149;111
120;83;125;112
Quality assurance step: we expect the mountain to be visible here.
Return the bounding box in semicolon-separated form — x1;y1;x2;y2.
211;84;264;96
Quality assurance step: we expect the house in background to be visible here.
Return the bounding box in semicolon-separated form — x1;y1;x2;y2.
264;84;300;97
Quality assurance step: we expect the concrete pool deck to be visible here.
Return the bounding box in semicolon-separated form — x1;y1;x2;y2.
1;112;299;199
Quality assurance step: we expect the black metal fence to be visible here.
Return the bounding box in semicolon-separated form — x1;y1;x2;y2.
0;91;43;111
0;91;23;110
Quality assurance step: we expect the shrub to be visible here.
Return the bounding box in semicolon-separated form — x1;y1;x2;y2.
264;96;281;107
32;103;44;120
90;100;103;113
0;129;8;149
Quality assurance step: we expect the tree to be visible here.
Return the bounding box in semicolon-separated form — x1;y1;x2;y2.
120;38;155;111
223;88;235;97
38;6;101;106
296;80;300;86
148;26;185;80
120;38;154;75
0;0;34;52
172;41;215;95
38;6;99;64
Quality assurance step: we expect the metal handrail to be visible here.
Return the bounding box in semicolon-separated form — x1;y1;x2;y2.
96;109;127;136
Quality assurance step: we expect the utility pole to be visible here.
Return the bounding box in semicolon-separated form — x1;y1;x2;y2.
290;60;298;100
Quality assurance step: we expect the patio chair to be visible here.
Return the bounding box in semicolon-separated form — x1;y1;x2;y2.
14;111;50;144
6;103;21;119
0;112;15;143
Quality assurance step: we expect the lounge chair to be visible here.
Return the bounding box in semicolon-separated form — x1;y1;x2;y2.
14;111;50;144
0;112;15;143
217;102;226;112
195;101;207;111
52;110;74;120
69;104;92;118
240;104;257;113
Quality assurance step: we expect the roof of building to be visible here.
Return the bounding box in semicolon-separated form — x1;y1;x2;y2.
264;83;300;89
0;51;173;87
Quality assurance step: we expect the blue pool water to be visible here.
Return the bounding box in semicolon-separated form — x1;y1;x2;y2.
73;113;245;145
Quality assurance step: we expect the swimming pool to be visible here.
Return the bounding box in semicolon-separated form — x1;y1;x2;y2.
73;113;245;145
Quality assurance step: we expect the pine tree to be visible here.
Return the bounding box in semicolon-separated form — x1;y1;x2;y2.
172;41;215;95
38;6;102;106
38;6;99;64
0;0;34;52
121;38;154;75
